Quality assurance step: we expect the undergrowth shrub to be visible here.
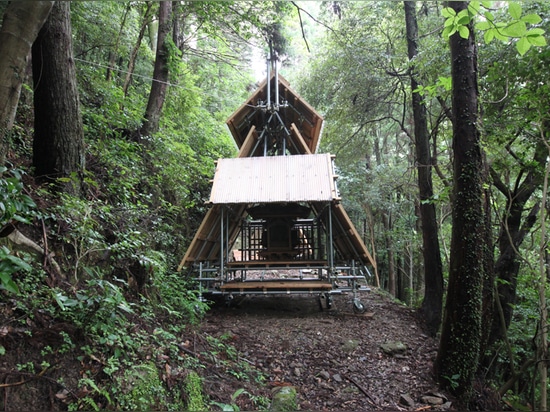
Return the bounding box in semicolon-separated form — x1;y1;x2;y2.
51;194;110;282
0;166;38;293
149;267;209;325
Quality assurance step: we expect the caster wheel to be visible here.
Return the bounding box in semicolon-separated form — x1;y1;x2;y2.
319;293;333;311
352;298;366;314
225;295;234;308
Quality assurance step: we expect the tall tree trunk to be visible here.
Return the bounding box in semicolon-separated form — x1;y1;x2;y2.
0;1;54;165
123;2;155;96
106;2;131;82
489;140;546;343
434;1;485;402
139;1;172;139
363;203;380;287
382;212;396;296
32;1;85;192
404;0;444;337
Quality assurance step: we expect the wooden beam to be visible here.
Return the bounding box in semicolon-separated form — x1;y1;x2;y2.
220;280;332;291
290;123;312;155
238;125;258;157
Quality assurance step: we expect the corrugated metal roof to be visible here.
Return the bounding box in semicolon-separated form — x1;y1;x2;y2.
209;154;338;204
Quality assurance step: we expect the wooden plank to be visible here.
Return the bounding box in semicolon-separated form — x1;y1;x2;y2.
220;281;332;290
333;203;376;269
238;125;258;157
226;260;327;267
289;123;312;155
178;206;220;271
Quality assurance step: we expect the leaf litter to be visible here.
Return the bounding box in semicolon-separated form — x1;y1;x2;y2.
189;289;453;411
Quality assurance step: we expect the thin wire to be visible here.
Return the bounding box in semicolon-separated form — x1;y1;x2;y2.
73;57;189;89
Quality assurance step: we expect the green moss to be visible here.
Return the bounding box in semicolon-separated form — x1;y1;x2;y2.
185;371;206;411
117;362;170;410
270;386;298;411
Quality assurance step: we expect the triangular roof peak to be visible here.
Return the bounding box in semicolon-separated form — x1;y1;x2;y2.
226;72;324;155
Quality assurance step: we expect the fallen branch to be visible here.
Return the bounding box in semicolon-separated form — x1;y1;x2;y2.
177;343;201;359
0;366;79;404
0;365;49;388
346;375;379;407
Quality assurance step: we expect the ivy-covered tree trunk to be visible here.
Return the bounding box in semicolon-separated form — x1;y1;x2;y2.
434;1;485;402
32;1;85;192
404;0;444;337
139;1;172;139
0;1;53;165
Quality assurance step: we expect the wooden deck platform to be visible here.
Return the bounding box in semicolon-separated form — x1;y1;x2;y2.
226;260;328;268
220;280;333;292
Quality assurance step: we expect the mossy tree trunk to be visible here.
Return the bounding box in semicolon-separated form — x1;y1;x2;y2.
434;1;486;402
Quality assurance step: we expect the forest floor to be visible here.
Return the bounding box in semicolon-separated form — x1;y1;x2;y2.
191;289;457;411
1;285;511;411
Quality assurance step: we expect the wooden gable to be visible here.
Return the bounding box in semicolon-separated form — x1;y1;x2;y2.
226;73;323;155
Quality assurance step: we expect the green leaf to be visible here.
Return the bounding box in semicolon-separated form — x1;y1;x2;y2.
502;20;527;38
494;29;509;42
458;14;471;25
527;35;547;47
442;26;453;39
468;1;480;15
442;7;456;18
516;37;531;56
457;9;470;21
484;11;494;22
0;253;32;272
459;25;470;39
13;215;32;224
438;76;452;91
521;13;542;24
526;28;545;37
231;388;247;401
475;21;492;31
484;29;495;44
0;273;20;294
508;2;522;20
481;1;493;8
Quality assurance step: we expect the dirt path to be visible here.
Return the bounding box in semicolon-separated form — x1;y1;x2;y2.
194;289;452;411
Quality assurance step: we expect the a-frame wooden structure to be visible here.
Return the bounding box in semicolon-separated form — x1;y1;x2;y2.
178;64;376;311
